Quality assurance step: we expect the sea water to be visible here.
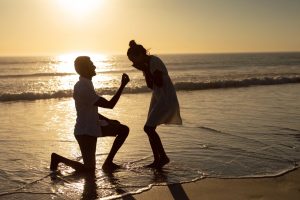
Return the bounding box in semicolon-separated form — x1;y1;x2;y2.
0;53;300;199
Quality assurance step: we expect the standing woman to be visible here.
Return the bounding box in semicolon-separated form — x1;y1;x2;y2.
127;40;182;168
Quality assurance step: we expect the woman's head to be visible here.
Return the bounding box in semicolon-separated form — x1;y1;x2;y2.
127;40;148;69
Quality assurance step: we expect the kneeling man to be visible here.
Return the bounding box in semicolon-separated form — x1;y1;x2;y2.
50;56;130;172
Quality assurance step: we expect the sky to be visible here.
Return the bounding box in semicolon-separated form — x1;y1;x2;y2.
0;0;300;56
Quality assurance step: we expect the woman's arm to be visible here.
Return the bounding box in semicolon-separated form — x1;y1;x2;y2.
144;71;153;89
153;70;163;87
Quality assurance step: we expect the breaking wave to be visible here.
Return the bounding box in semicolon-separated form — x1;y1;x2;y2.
0;76;299;102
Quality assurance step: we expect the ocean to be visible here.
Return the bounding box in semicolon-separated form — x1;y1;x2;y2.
0;53;300;199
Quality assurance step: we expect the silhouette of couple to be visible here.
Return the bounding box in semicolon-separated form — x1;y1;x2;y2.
50;40;182;172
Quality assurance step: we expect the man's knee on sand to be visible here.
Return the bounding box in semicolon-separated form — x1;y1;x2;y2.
83;164;96;172
81;153;96;171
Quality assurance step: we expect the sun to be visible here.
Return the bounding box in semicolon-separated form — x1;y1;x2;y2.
56;0;103;17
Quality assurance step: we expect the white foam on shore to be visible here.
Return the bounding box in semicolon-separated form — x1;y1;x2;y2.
1;76;299;102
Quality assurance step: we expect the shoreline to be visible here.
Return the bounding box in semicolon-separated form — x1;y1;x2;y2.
131;167;300;200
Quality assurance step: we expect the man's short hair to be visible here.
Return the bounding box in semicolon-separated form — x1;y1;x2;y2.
74;56;91;75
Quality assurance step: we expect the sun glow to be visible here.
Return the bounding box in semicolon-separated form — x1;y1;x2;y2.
58;52;108;63
56;0;104;17
54;52;111;90
55;52;109;73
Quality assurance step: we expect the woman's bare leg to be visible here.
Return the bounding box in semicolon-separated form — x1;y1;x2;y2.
144;126;169;168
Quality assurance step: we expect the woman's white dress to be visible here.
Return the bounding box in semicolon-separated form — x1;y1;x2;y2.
145;56;182;127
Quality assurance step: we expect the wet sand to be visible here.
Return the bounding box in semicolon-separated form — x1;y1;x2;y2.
131;168;300;200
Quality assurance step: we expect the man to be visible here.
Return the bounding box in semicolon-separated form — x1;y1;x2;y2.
50;56;130;172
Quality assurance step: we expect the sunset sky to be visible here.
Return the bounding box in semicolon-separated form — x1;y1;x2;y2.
0;0;299;56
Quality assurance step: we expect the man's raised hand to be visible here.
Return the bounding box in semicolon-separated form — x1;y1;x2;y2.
121;73;130;86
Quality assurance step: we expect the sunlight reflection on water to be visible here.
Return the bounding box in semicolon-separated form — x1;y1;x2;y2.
0;85;300;199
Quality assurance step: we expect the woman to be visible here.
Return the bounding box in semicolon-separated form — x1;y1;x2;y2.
127;40;182;168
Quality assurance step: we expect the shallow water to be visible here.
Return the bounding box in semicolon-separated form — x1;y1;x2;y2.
0;84;300;199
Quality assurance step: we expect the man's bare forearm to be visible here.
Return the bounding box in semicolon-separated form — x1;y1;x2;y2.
107;84;125;109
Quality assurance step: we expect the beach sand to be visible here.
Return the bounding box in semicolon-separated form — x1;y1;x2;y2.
131;168;300;200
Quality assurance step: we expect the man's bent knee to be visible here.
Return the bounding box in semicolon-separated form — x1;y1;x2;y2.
122;124;129;133
120;124;129;137
123;125;129;135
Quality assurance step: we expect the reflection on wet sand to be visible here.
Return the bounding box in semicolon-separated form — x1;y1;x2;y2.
50;168;190;200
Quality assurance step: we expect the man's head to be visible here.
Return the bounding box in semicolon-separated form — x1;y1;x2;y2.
74;56;96;79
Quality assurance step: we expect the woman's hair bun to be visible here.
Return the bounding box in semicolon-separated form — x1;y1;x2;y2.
129;40;137;48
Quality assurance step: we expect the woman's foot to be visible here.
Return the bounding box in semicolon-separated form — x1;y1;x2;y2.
157;156;170;168
144;160;160;168
145;156;169;168
50;153;60;171
102;162;121;171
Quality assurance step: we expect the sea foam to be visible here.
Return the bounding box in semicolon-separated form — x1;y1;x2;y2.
0;76;299;102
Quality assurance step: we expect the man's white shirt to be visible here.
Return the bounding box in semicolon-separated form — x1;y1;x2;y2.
73;76;108;137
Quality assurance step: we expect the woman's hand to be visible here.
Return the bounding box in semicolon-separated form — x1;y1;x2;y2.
121;73;130;87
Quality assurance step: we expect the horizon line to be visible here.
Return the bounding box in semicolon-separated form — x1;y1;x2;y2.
0;50;300;57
